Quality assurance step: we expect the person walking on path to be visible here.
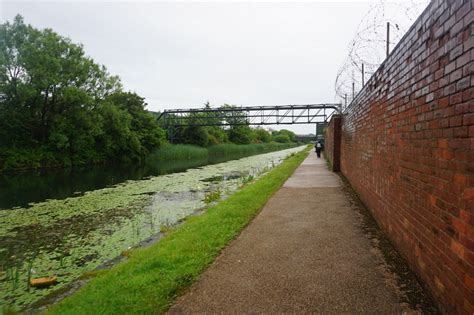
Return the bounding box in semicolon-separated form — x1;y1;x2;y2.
315;140;323;158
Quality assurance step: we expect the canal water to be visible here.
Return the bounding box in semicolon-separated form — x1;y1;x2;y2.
0;146;305;311
0;151;276;210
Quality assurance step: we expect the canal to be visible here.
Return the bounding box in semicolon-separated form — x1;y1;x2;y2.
0;146;305;311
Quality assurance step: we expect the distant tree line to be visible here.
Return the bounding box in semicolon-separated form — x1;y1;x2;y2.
0;16;296;171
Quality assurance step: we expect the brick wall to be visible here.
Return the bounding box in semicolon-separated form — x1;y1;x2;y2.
324;114;341;171
326;0;474;312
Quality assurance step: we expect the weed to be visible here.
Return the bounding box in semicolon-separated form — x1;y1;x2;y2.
1;306;18;315
120;249;133;258
78;270;106;280
241;175;254;185
204;189;221;204
160;221;175;233
25;249;39;290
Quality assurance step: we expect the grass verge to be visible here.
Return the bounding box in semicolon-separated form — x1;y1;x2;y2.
46;146;310;315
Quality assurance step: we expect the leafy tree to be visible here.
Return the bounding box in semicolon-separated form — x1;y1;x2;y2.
159;103;300;147
184;125;210;147
272;134;291;143
176;112;210;147
207;126;228;145
216;104;253;144
272;129;296;143
163;103;229;147
103;92;165;156
0;15;122;145
96;101;138;161
0;16;166;170
202;102;227;145
254;127;271;143
228;126;254;144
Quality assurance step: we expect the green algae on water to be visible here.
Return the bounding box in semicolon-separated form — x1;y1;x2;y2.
0;146;305;311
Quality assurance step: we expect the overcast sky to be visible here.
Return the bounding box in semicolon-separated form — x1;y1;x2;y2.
0;1;423;133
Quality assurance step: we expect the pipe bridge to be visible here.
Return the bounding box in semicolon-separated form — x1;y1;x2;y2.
156;103;342;127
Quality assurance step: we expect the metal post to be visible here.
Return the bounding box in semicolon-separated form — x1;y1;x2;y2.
362;63;365;86
386;22;390;58
352;82;355;100
344;94;347;108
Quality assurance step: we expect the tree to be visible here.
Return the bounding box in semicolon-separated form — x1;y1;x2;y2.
272;129;296;143
0;16;165;170
202;102;227;145
272;134;291;143
254;127;271;143
103;92;165;156
217;104;253;144
0;15;122;146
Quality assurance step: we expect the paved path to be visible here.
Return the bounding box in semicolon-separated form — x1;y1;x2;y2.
169;153;406;314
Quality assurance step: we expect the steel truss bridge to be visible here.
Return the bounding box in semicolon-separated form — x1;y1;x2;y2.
156;103;341;127
156;103;341;142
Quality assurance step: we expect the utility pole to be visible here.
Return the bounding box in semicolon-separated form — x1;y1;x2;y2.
344;93;347;108
352;82;355;101
386;22;390;58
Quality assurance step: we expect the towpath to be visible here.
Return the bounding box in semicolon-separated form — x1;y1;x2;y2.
168;153;408;313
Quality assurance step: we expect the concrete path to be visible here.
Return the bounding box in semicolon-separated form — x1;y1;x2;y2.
168;152;406;314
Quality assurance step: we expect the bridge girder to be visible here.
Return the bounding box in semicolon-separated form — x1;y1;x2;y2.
156;104;341;127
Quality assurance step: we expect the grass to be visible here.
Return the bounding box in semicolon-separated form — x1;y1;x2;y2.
150;144;208;161
149;142;299;162
204;189;222;204
207;142;298;158
45;146;310;315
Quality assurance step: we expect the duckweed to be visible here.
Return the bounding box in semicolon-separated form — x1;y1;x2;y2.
0;146;305;311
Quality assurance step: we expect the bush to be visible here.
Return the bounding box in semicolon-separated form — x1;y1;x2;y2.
272;134;291;143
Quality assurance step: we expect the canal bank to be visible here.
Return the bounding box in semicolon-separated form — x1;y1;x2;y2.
168;153;437;313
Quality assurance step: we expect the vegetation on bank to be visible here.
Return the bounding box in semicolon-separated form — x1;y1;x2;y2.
149;142;298;162
161;103;298;147
149;144;209;161
0;16;299;172
46;147;310;314
0;16;164;171
207;142;298;157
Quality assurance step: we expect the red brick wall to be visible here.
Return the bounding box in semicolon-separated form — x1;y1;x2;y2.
327;0;474;312
324;115;341;171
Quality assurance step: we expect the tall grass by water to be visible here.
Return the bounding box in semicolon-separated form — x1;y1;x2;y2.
208;142;298;158
149;144;208;161
150;142;299;163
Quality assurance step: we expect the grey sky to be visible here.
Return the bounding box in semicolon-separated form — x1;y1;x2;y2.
1;1;416;133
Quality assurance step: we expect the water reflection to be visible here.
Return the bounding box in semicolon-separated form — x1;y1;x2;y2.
0;153;257;210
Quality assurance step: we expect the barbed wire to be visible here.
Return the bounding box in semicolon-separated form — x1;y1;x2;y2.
334;0;429;110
